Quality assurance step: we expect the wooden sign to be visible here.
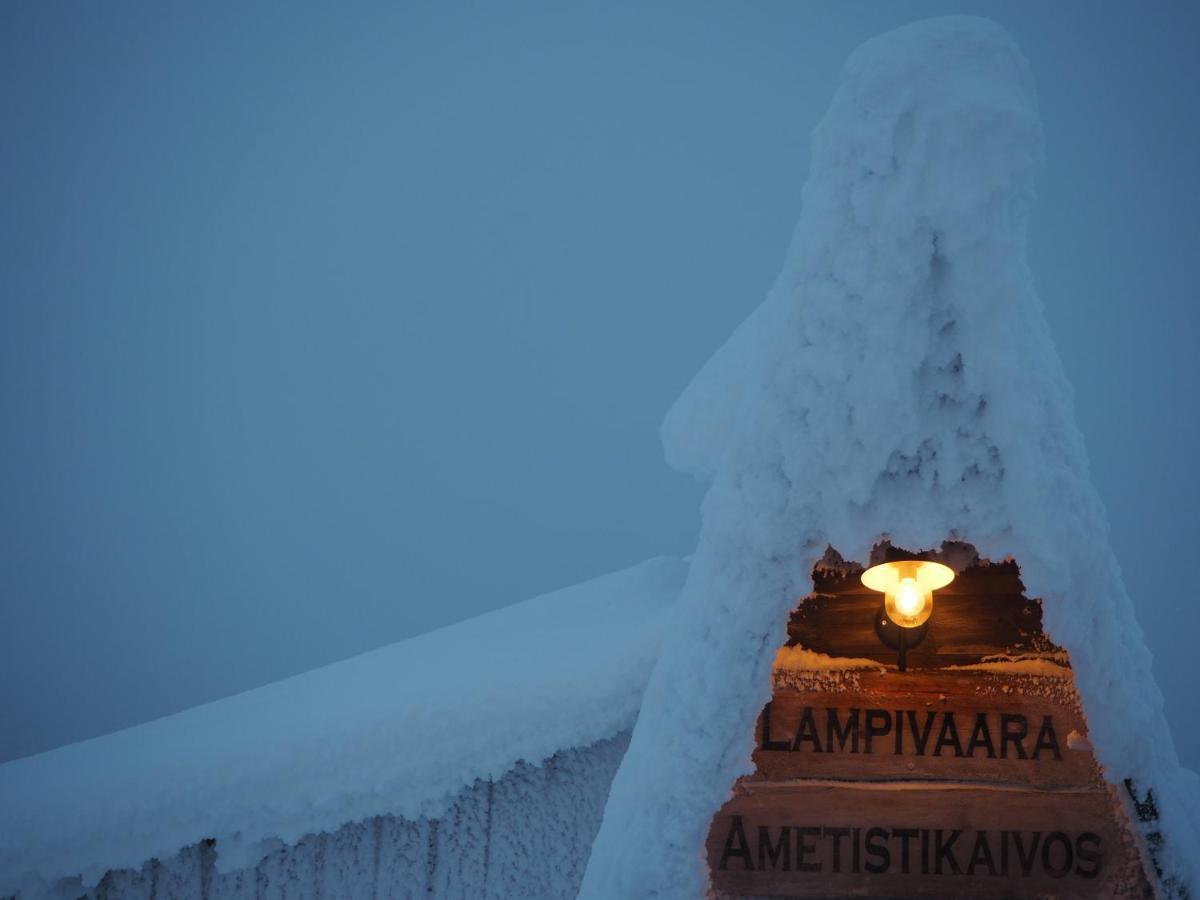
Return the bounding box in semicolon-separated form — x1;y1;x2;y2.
755;669;1099;788
706;550;1154;899
709;782;1147;899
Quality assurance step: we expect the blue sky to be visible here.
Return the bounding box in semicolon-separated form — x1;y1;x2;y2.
2;1;1198;769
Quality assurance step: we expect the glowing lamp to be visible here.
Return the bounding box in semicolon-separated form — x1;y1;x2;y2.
861;559;955;628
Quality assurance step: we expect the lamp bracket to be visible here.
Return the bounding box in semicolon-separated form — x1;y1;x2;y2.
874;602;929;671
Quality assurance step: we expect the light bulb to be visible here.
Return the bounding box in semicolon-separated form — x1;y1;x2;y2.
894;577;923;617
861;558;953;629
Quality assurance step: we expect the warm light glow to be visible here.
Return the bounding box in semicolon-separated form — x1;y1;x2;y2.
894;577;924;617
861;559;955;629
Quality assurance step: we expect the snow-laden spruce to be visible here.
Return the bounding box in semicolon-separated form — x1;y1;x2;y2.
580;16;1199;898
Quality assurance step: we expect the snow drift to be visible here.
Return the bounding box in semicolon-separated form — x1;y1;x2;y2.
0;557;687;897
580;15;1199;898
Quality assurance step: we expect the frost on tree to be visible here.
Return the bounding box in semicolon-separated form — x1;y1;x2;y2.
580;15;1199;900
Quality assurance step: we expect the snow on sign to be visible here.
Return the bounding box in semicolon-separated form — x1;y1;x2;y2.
705;548;1155;899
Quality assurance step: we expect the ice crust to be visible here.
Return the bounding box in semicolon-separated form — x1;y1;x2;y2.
581;16;1199;898
0;557;687;897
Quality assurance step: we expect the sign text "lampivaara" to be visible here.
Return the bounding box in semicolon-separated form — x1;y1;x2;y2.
760;705;1062;760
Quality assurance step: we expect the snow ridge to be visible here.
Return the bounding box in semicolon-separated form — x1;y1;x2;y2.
0;557;686;897
32;734;629;900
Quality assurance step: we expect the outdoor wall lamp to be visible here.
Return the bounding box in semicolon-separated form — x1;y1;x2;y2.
861;559;955;672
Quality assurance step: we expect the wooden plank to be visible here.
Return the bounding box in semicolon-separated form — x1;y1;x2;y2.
754;670;1100;788
791;560;1058;668
707;782;1149;899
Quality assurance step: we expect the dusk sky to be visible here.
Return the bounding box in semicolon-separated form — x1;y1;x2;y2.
2;0;1198;772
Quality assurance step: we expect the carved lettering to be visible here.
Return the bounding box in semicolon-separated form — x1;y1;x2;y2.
934;829;962;875
760;701;790;752
1012;830;1042;875
796;826;821;872
1033;716;1062;761
794;707;822;752
719;815;753;871
825;826;850;874
933;714;964;758
967;830;997;876
825;708;857;754
864;709;891;754
893;827;918;875
1042;832;1073;878
909;710;937;756
966;713;997;758
1001;714;1029;760
761;705;1065;763
713;820;1108;881
757;825;790;871
1075;831;1103;878
864;827;890;874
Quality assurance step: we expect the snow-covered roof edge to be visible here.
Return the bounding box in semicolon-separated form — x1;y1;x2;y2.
582;16;1199;898
0;556;688;897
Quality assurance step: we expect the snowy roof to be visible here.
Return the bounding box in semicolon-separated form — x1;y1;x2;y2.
0;556;687;896
582;15;1200;898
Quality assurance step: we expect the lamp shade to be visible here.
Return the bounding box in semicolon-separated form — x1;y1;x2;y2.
861;559;955;628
